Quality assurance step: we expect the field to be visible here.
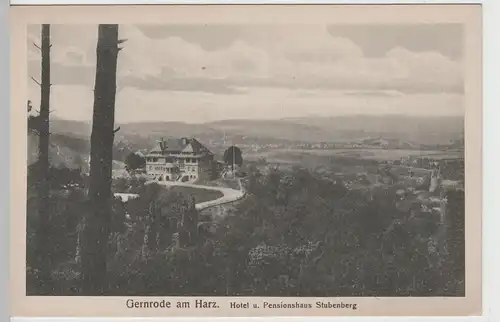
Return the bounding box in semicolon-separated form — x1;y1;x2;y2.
245;148;463;162
169;186;224;203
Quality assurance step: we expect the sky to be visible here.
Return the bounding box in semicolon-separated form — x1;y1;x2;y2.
27;24;464;123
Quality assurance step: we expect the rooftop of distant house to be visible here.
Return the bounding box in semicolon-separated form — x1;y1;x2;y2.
147;137;212;156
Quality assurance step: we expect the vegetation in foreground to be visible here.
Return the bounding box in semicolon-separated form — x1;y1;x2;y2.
26;163;465;297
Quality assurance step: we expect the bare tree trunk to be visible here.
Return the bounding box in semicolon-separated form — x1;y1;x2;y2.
186;198;199;245
35;24;52;292
141;224;150;260
147;203;158;252
82;25;120;295
75;218;85;264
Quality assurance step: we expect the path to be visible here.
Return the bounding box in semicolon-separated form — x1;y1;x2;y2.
145;179;246;211
114;192;139;202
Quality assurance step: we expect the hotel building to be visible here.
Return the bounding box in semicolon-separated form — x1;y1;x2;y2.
145;137;215;182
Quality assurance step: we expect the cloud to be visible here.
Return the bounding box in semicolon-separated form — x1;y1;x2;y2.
27;25;96;87
119;26;269;78
275;36;364;64
28;82;94;121
135;24;243;51
28;60;95;87
384;47;463;89
326;24;463;60
115;25;270;93
26;24;464;96
29;84;463;124
118;25;463;94
120;67;244;95
27;25;96;66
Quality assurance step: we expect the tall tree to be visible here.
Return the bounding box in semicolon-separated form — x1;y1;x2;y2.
82;24;123;295
125;152;145;171
223;146;243;171
33;24;52;292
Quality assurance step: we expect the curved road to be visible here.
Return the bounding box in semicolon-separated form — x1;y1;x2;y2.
145;179;246;211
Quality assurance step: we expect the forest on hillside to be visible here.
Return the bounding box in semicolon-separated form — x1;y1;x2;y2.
27;165;465;296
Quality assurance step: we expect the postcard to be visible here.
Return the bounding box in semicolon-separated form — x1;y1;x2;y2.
10;4;482;317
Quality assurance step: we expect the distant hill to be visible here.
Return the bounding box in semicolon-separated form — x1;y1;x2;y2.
204;119;327;142
28;132;90;169
49;118;92;138
28;131;131;171
283;115;463;144
49;114;463;145
38;115;464;168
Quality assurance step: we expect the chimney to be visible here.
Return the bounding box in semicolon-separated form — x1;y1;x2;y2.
181;137;188;145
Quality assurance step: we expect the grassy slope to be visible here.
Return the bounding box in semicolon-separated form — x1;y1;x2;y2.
169;186;224;204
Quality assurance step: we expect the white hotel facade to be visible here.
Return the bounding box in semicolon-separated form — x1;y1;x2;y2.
145;137;215;182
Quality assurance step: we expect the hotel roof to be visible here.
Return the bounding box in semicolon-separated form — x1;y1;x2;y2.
147;137;212;156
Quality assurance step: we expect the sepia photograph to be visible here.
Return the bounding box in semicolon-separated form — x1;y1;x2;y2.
10;4;482;317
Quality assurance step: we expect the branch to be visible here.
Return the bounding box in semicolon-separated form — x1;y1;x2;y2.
32;42;41;51
113;126;121;134
30;76;41;86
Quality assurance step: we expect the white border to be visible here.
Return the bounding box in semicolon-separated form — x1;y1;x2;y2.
2;0;9;321
481;0;499;321
9;0;485;6
7;0;500;321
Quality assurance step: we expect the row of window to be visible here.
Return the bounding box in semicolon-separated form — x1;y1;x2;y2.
147;165;199;173
146;158;199;164
181;159;199;164
149;166;177;172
